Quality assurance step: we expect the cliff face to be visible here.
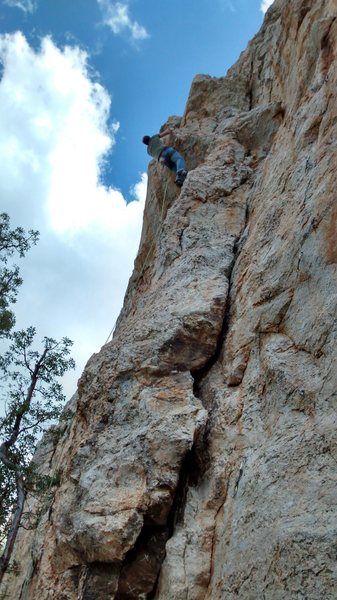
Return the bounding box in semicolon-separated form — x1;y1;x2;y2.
5;0;337;598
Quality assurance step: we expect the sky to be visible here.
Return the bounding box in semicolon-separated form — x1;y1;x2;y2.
0;0;275;399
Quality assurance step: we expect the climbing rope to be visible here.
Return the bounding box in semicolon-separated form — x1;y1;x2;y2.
104;176;170;345
104;321;117;345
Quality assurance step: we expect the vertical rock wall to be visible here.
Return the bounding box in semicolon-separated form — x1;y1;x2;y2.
4;0;337;598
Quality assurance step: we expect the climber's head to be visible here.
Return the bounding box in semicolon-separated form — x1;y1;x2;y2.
142;135;150;145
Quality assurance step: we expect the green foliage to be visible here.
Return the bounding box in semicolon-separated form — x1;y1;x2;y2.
0;328;75;447
0;213;75;582
0;213;39;337
0;328;75;580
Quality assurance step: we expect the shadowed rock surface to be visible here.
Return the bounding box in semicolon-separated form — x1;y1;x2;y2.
3;0;337;598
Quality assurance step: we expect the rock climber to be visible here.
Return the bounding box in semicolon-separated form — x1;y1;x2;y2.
142;129;188;187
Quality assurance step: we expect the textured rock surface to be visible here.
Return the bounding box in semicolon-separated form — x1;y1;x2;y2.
3;0;337;598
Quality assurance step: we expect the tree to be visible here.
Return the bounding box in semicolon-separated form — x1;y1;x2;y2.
0;213;39;337
0;214;75;583
0;328;75;583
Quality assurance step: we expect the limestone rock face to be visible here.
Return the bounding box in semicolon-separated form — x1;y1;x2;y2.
4;0;337;598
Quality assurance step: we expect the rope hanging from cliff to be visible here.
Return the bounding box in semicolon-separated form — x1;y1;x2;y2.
104;322;116;345
104;177;169;345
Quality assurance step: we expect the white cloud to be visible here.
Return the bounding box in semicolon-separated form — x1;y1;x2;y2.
4;0;37;13
0;32;146;398
98;1;149;41
260;0;274;13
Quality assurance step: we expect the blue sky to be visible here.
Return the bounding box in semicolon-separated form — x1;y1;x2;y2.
0;0;271;194
0;0;274;397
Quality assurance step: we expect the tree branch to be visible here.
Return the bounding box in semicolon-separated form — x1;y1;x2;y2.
7;348;48;449
0;469;26;584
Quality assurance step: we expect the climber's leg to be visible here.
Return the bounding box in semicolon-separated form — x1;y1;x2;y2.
159;147;175;171
160;147;188;186
170;150;187;174
159;147;187;186
169;150;187;185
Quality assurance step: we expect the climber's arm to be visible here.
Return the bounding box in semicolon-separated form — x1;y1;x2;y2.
159;128;172;138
